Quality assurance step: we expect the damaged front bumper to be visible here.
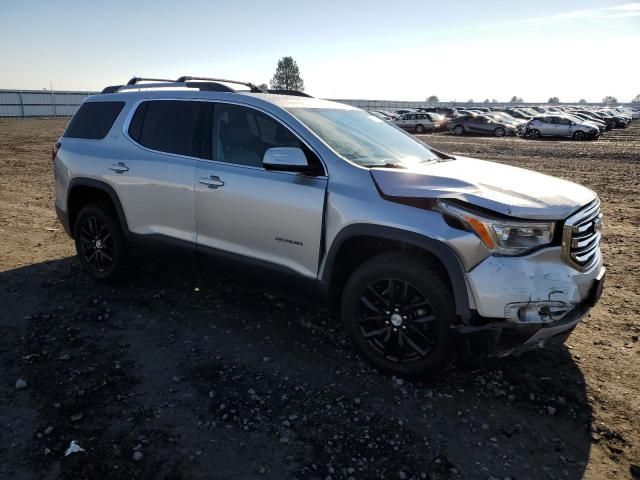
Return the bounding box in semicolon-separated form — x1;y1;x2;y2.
457;246;605;359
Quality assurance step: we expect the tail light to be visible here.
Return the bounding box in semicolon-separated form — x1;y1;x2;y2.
51;142;61;163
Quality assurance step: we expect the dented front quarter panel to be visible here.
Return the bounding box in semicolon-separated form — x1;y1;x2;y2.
465;246;603;319
370;156;597;220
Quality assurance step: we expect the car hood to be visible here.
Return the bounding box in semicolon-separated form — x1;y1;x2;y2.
370;156;596;220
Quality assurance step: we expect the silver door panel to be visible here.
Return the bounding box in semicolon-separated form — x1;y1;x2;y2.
195;160;327;279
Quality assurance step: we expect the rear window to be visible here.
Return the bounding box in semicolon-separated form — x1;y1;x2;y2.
64;101;125;139
128;100;203;157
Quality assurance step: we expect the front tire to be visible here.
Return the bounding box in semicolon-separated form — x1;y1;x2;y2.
74;203;129;281
340;252;456;379
494;127;505;137
415;124;425;134
529;129;540;139
573;130;586;141
453;125;464;135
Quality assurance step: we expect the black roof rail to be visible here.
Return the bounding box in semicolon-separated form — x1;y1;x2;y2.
126;77;175;86
101;76;313;96
267;89;312;98
176;76;262;93
101;85;123;94
184;81;235;92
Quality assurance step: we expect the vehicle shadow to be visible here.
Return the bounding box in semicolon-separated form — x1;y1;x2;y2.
1;256;593;480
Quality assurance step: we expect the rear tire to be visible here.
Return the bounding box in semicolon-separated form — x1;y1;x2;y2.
494;127;505;137
340;252;456;379
453;125;464;135
74;203;129;282
415;124;425;134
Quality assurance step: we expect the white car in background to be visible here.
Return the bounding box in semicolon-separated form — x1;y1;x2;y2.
394;112;440;134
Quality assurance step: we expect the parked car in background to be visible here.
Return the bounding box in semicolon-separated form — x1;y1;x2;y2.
569;113;606;133
394;112;439;133
503;108;533;120
373;110;400;120
525;115;599;140
448;114;519;137
597;110;628;128
418;107;459;119
577;111;615;130
369;110;394;121
486;112;526;132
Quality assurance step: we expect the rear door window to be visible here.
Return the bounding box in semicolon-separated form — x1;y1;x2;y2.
64;101;125;139
129;100;206;157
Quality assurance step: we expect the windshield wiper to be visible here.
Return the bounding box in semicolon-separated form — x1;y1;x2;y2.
364;162;408;169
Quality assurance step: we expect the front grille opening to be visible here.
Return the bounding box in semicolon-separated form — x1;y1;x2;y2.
562;199;602;271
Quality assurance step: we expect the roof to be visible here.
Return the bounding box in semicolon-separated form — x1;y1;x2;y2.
87;88;357;112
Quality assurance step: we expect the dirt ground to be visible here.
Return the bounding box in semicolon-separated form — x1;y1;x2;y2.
1;117;639;480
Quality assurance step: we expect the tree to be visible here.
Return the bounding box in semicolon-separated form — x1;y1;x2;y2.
548;97;560;104
602;95;618;105
258;83;269;92
426;95;439;103
270;56;304;91
509;96;518;103
483;98;490;104
632;94;640;103
578;99;588;104
491;98;498;103
467;98;474;103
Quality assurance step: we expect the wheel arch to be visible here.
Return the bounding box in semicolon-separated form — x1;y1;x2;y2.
67;178;129;238
319;224;471;322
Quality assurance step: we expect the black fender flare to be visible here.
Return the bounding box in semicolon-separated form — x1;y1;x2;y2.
67;178;130;236
319;224;471;321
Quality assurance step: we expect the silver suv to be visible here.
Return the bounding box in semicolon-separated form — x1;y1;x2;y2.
53;76;606;378
526;115;600;140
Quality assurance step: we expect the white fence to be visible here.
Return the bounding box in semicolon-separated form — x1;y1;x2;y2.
1;89;636;118
0;89;95;117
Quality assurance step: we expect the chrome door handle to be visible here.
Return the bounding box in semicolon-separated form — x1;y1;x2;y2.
199;175;225;189
108;162;129;174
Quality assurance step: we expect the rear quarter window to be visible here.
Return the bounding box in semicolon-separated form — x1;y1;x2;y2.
64;101;125;139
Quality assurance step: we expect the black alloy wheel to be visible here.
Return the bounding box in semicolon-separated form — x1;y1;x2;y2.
74;203;128;281
357;278;438;364
341;252;455;378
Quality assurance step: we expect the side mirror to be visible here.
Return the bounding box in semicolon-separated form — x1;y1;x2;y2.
263;147;310;173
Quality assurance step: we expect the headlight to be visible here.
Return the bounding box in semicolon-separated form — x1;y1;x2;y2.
438;200;555;256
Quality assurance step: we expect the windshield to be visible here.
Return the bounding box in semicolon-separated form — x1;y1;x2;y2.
288;108;440;168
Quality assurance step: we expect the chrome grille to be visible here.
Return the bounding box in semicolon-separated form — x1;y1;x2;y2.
561;199;602;271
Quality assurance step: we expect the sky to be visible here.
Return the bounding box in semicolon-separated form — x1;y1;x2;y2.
1;0;639;102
